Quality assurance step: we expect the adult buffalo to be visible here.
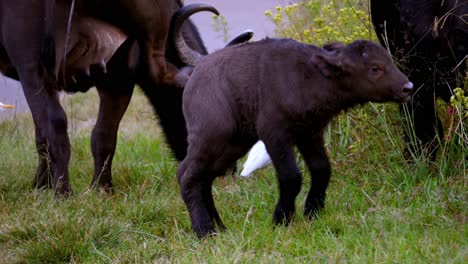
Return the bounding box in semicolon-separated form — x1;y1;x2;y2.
370;0;467;160
0;2;223;194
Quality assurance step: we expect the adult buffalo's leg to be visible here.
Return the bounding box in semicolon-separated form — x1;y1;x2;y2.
260;129;302;226
33;125;54;189
90;36;138;190
19;70;71;194
295;132;331;218
90;87;133;190
2;2;71;194
402;88;443;161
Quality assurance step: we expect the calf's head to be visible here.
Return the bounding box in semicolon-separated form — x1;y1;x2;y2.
312;40;413;103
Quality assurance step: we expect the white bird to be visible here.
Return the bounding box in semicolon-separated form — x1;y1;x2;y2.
240;140;272;177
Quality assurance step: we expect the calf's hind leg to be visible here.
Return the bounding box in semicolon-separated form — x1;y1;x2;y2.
178;141;249;237
177;157;217;238
260;130;302;226
202;176;225;231
201;144;253;231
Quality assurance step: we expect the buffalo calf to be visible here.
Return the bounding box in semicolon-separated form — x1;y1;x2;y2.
178;38;413;237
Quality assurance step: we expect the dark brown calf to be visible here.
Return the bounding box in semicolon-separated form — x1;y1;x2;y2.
178;39;413;237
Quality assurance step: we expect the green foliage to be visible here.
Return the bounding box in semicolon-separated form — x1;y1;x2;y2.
447;86;468;143
212;14;231;43
266;0;467;156
265;0;373;45
435;67;468;149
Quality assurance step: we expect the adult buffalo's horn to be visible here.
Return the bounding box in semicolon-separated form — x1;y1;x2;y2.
171;3;219;66
225;30;254;47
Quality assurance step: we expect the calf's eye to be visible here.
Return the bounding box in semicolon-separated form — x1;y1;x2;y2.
370;65;382;74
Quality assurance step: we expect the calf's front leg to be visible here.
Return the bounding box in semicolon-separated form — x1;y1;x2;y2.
296;133;331;218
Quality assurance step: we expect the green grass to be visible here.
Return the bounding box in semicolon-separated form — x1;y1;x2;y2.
1;0;467;261
0;88;466;263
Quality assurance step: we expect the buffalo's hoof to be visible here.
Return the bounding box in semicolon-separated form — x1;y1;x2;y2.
304;207;321;220
216;221;227;231
194;225;217;239
54;185;73;198
194;228;217;239
33;177;53;190
273;204;294;226
304;200;324;220
403;138;440;162
92;183;114;194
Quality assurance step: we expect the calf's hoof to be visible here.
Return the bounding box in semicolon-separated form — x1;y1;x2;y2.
273;205;294;226
304;202;324;220
304;207;320;220
215;221;227;231
193;224;217;239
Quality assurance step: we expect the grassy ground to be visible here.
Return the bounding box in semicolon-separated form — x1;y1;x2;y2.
1;0;467;262
0;87;466;263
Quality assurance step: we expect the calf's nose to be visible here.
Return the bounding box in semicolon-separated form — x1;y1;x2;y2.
402;81;413;93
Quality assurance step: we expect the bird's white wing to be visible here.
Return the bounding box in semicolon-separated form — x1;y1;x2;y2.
240;140;272;177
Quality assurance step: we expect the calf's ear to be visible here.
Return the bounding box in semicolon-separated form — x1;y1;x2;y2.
309;52;344;78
